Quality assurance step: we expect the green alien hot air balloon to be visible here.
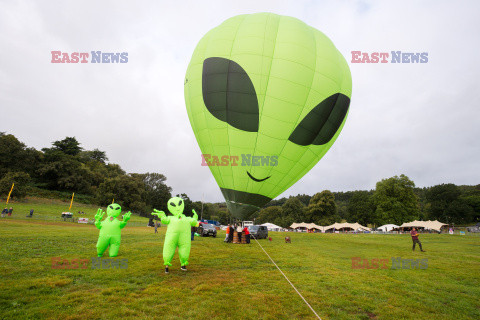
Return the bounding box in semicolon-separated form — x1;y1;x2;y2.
184;13;352;220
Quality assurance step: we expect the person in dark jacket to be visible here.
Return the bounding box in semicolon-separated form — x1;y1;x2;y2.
411;228;425;252
228;225;234;243
191;225;196;241
1;208;7;218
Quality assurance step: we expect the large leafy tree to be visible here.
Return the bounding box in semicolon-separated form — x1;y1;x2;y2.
426;183;474;224
0;134;41;179
79;149;108;164
95;175;147;214
37;149;92;193
462;194;480;222
280;197;305;227
50;137;83;156
305;190;337;225
0;171;31;199
215;209;232;225
373;174;419;225
347;191;376;226
132;173;172;212
256;206;283;225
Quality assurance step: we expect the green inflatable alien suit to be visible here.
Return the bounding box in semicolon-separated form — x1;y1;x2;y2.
94;203;132;257
152;197;199;270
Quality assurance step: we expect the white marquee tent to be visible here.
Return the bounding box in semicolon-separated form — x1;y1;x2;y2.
290;222;370;232
399;220;447;231
260;222;283;231
378;224;399;232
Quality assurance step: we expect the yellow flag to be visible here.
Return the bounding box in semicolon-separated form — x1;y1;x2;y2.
68;193;75;211
6;183;14;205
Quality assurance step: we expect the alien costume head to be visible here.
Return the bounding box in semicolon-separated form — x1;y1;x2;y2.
106;203;122;218
184;13;352;219
167;197;185;216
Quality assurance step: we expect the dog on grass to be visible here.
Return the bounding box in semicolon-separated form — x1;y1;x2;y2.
285;237;291;243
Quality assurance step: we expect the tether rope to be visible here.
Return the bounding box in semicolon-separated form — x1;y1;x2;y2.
251;234;322;320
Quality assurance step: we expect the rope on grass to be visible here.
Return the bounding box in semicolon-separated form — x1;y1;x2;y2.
251;235;322;320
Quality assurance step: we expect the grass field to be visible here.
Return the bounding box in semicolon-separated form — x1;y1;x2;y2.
1;198;150;224
0;202;479;319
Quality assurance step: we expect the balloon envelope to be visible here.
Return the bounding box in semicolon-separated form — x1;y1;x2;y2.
185;13;352;219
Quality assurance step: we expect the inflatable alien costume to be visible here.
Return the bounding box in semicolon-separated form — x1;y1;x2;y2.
152;197;199;271
94;203;132;257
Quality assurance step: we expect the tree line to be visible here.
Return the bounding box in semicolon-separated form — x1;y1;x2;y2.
1;133;479;226
256;175;480;227
0;133;173;217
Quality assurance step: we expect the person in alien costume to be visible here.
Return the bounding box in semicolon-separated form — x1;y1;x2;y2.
94;203;132;257
151;197;199;273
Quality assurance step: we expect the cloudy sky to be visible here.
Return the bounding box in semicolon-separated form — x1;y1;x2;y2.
1;0;479;202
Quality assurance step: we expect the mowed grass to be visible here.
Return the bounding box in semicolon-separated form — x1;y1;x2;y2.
1;197;150;223
0;219;479;320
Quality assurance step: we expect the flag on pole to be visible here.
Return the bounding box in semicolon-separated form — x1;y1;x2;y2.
69;193;75;211
6;183;14;205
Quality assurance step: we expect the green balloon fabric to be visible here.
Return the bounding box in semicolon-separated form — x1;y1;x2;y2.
184;12;352;219
95;203;132;257
152;197;199;267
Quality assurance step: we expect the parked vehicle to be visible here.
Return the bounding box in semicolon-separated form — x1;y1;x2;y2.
197;223;217;237
467;223;480;233
247;225;268;239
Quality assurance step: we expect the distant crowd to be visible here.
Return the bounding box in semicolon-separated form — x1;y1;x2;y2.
1;207;13;217
224;224;251;244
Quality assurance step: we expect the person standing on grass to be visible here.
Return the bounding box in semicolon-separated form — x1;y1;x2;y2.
228;225;234;243
8;207;13;217
191;225;196;241
236;223;243;243
243;226;250;244
224;224;230;242
1;208;7;218
411;228;425;252
155;222;158;234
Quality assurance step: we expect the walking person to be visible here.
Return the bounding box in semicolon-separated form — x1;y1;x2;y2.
411;228;425;252
155;222;158;234
8;207;13;217
1;208;7;218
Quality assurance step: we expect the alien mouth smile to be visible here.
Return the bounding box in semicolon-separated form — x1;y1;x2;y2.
247;171;271;182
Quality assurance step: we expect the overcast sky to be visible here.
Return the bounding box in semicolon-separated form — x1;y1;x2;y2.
1;0;479;202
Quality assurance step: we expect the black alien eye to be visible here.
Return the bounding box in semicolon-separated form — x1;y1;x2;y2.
288;93;350;146
170;202;176;207
202;57;259;132
109;205;114;209
178;200;183;206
